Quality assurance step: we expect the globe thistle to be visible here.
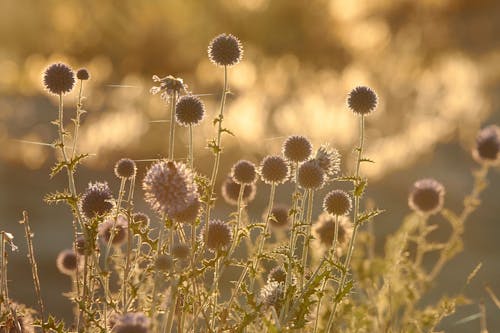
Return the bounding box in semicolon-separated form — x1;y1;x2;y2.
150;75;188;101
267;266;287;284
42;63;75;95
56;249;80;275
231;160;257;185
221;176;256;205
114;158;137;179
473;125;500;165
315;144;340;181
172;243;190;260
313;212;353;253
208;33;243;67
264;204;290;229
172;196;201;224
99;215;128;246
297;159;325;189
155;254;173;271
202;220;232;252
347;86;378;115
408;178;445;215
110;312;150;333
282;135;313;163
260;155;289;184
80;182;114;220
76;68;90;81
142;160;198;219
175;95;206;126
258;281;285;312
132;212;150;228
323;190;352;216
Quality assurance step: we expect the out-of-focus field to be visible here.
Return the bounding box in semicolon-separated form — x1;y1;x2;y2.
1;0;499;331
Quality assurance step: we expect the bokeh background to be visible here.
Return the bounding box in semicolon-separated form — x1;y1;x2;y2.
1;0;499;331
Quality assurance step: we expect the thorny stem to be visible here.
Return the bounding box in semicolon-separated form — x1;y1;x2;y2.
211;253;222;331
20;211;46;330
150;228;165;324
103;177;127;272
71;79;85;159
0;232;10;313
300;189;314;291
189;124;194;169
168;91;178;160
162;279;179;333
326;115;366;331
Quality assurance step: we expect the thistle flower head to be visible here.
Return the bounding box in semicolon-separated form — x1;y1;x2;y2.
221;176;256;205
258;281;285;312
267;266;287;284
56;249;80;275
172;243;190;260
283;135;313;163
110;312;150;333
76;68;90;81
323;190;352;216
260;155;289;184
175;95;206;126
474;125;500;165
264;204;290;229
297;159;325;189
98;215;129;246
150;75;187;101
231;160;257;185
172;196;201;224
408;178;445;215
80;182;114;220
132;212;150;228
347;86;378;115
208;33;243;67
202;220;232;252
315;144;340;181
313;212;353;252
42;63;75;95
114;158;137;179
142;160;198;219
155;254;173;271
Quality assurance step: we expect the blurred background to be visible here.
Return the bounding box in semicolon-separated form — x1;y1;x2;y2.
0;0;499;331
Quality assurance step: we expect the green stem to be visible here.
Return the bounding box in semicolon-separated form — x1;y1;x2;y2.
168;91;178;160
188;124;194;169
211;253;221;331
300;189;314;290
71;79;84;159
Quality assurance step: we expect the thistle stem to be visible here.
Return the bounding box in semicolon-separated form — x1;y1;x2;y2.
300;189;314;290
188;124;194;169
168;91;178;160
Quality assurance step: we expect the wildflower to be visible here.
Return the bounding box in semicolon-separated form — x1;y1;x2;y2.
297;159;325;189
76;68;90;81
110;312;150;333
172;243;190;260
313;212;353;253
202;220;232;252
175;95;206;126
315;144;340;181
283;135;312;163
231;160;257;185
260;155;289;184
347;86;378;115
208;33;243;67
114;158;137;179
142;160;198;219
42;63;75;95
258;281;285;312
473;125;500;164
80;181;114;220
0;302;34;333
408;178;445;215
56;249;79;275
172;196;201;223
99;215;128;246
155;254;173;271
264;204;290;229
221;176;256;205
132;212;150;228
75;235;91;256
323;190;352;216
267;266;287;284
150;75;187;101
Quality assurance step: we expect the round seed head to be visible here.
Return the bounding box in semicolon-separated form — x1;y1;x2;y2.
408;178;445;215
267;266;287;284
208;33;243;67
76;68;90;80
221;176;256;205
347;86;378;115
150;75;188;101
114;158;137;179
142;160;198;219
282;135;312;162
264;204;290;229
313;212;353;251
155;254;173;271
260;155;289;184
175;95;206;126
99;215;128;246
111;312;149;333
172;243;190;260
315;144;341;181
203;220;232;252
172;196;201;224
56;249;79;275
258;281;285;312
474;125;500;164
80;182;114;220
132;212;150;228
297;160;325;189
323;190;352;216
231;160;257;185
43;63;75;95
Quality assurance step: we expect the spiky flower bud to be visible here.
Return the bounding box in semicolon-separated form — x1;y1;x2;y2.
267;266;287;284
99;215;128;246
282;135;312;163
208;33;243;67
323;190;352;216
315;144;341;181
260;155;289;184
231;160;257;185
203;220;232;252
80;182;114;220
43;63;75;95
474;125;500;164
408;178;445;215
347;86;378;115
221;176;256;205
313;212;353;252
76;68;90;80
114;158;137;179
297;159;324;189
175;95;206;126
258;281;285;312
56;249;79;275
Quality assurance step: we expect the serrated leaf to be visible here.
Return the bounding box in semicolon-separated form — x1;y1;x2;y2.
221;128;235;136
334;280;353;302
44;191;75;205
354;180;367;197
50;161;67;178
358;209;384;224
360;157;375;163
